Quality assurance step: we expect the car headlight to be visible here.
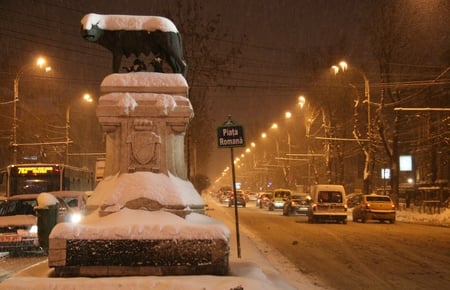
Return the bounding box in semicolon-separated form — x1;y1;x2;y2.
29;225;38;234
69;213;82;224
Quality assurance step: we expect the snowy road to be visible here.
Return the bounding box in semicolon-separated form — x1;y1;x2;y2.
0;251;46;282
214;201;450;290
2;199;449;290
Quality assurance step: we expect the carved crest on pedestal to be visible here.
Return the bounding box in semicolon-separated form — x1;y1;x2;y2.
127;120;161;167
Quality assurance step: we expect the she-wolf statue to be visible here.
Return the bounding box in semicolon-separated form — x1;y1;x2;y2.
81;13;188;77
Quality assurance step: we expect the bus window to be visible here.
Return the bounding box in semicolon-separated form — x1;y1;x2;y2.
0;171;6;197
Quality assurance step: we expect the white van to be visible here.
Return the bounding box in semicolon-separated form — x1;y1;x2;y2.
307;184;347;224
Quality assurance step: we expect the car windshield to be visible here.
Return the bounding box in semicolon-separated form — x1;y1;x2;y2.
0;199;37;216
366;196;391;202
274;191;290;198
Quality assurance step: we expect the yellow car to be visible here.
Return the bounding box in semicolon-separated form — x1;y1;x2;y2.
352;194;396;224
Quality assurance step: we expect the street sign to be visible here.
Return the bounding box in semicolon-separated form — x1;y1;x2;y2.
217;123;245;148
216;116;245;258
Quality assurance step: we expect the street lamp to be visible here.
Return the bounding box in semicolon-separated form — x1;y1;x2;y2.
298;95;306;109
284;112;292;157
12;57;52;163
332;60;372;193
66;93;94;164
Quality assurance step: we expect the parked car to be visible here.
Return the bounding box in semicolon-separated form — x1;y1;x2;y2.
352;194;396;223
307;184;348;224
0;193;81;254
283;194;311;216
50;191;88;214
268;189;292;211
228;192;246;207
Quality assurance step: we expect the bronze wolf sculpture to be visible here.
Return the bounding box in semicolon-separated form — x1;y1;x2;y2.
81;13;187;77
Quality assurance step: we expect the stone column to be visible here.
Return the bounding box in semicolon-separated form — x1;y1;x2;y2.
96;73;193;179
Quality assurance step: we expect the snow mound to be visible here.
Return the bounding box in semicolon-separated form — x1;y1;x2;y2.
49;208;229;240
88;171;204;212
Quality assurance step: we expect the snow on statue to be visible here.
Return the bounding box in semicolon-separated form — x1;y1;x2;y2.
81;13;188;77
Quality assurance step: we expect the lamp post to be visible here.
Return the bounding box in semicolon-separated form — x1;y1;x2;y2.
66;93;94;164
12;57;51;163
284;111;292;157
332;61;372;194
297;95;311;190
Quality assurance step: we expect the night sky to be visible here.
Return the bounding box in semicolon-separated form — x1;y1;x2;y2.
0;0;448;181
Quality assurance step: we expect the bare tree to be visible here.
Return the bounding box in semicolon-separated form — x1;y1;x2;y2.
367;0;450;201
163;0;245;179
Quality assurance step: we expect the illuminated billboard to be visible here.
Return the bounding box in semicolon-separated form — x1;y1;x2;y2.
399;155;413;171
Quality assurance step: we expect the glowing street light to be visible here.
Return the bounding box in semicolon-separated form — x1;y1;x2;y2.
332;60;372;193
12;57;52;163
66;93;94;164
298;95;306;108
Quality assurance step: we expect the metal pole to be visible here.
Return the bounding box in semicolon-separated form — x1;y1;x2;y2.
12;78;19;163
230;147;241;258
11;59;51;164
66;105;71;164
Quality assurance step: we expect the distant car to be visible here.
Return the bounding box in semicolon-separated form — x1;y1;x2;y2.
256;192;273;208
228;193;246;207
268;189;292;211
0;194;81;254
352;194;396;223
307;184;348;224
219;191;232;204
247;192;258;201
283;194;311;216
346;193;359;208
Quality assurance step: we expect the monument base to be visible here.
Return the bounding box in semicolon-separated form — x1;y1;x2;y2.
48;172;230;277
50;238;229;277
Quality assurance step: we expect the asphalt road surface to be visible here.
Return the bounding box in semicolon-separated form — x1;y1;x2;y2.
215;200;450;290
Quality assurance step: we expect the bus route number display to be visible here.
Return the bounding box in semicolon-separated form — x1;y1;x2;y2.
217;125;245;148
17;166;54;175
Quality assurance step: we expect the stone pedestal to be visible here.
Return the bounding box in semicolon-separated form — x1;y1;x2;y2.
96;72;193;179
48;72;230;276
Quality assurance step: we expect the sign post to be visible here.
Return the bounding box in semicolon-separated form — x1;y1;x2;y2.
217;116;245;258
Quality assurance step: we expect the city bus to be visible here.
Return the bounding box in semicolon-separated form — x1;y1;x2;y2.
0;164;94;197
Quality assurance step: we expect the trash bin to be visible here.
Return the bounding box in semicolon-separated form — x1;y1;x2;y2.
36;204;58;252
